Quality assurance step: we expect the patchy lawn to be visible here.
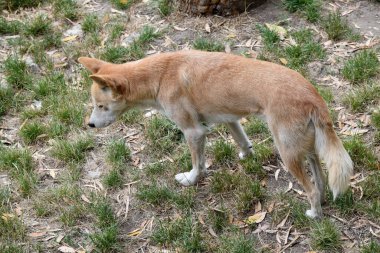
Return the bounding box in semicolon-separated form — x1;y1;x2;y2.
0;0;379;252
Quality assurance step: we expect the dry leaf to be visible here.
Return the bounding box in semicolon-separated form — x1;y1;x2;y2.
205;23;211;33
245;39;252;47
56;234;64;243
279;58;288;65
58;246;76;253
127;229;142;237
265;23;287;39
275;169;280;181
81;194;91;203
208;226;218;237
62;35;78;42
173;26;187;31
285;181;293;193
1;213;15;221
245;211;267;224
28;231;46;238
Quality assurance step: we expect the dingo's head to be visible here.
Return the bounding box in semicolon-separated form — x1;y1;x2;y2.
79;57;128;128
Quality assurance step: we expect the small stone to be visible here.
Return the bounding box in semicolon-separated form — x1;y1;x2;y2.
121;32;140;47
24;55;40;73
64;24;83;38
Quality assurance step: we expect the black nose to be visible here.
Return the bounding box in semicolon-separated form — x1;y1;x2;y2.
88;123;95;128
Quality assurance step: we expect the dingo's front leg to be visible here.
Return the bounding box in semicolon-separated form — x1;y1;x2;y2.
226;121;253;159
175;126;207;186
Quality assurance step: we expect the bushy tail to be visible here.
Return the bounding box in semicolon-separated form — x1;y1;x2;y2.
312;110;353;199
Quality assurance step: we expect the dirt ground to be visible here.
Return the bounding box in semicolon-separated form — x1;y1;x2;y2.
1;0;380;252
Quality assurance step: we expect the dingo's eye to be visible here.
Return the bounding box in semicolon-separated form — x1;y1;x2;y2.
98;105;104;109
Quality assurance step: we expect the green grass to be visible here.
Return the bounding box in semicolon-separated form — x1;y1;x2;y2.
258;24;281;51
316;86;334;104
51;135;94;163
32;72;66;99
20;108;44;120
211;169;240;193
100;25;160;63
1;0;43;11
120;109;143;124
145;116;183;154
283;0;321;22
53;0;78;20
103;168;124;189
24;14;52;37
208;207;229;233
152;216;205;252
0;187;27;243
137;183;195;210
0;86;15;117
362;172;380;200
90;196;120;252
108;23;125;42
145;161;168;176
344;137;378;170
107;139;131;167
82;14;101;34
0;148;37;196
323;12;358;41
0;16;23;35
193;38;225;52
311;219;342;251
19;121;47;144
156;0;173;16
284;30;325;71
361;240;380;253
373;110;380;129
4;55;31;89
343;84;380;112
244;117;270;137
329;189;356;216
218;232;257;253
342;50;379;84
212;140;236;165
236;179;264;212
110;0;135;10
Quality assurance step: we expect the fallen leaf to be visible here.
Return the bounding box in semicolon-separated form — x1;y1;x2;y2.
1;213;15;221
127;229;142;237
205;23;211;33
265;23;287;39
244;211;267;224
245;38;252;47
285;181;293;193
56;234;64;243
58;246;75;253
28;231;46;238
208;226;218;237
173;26;187;31
81;194;91;203
62;35;78;42
279;58;288;65
275;169;280;181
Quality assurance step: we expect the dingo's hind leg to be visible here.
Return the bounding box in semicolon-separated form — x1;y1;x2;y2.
225;121;253;159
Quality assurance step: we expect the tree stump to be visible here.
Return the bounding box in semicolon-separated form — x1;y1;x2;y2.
178;0;267;16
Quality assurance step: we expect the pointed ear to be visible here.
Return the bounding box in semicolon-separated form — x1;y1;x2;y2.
78;57;107;74
89;74;127;95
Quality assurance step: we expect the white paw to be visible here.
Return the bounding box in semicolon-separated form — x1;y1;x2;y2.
175;171;199;186
239;148;253;160
306;209;319;219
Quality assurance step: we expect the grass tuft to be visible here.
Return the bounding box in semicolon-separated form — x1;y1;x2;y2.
53;0;78;20
4;55;31;89
0;148;36;196
152;217;205;252
19;121;47;144
82;14;101;34
343;84;380;112
342;50;379;84
343;137;378;170
0;86;15;117
323;12;358;41
51;135;94;163
283;0;321;22
24;14;52;36
212;140;236;165
145;116;183;155
311;219;342;251
156;0;173;16
107;139;131;167
0;17;23;35
110;0;135;10
361;240;380;253
193;38;225;52
219;232;257;253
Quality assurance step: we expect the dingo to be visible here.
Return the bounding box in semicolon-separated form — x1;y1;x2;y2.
79;50;353;218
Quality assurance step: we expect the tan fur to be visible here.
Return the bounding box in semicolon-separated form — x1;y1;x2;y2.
79;50;353;218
